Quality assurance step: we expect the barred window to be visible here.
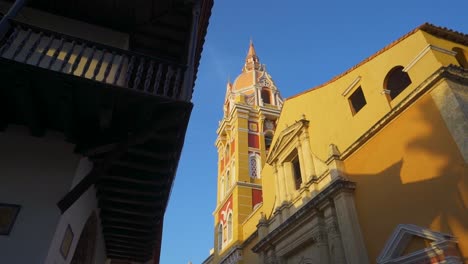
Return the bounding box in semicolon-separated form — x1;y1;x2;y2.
249;154;260;179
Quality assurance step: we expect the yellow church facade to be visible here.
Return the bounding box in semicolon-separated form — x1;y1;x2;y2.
204;23;467;264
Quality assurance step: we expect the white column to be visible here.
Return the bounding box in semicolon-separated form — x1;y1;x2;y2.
324;206;346;264
300;131;316;181
333;192;369;264
296;142;307;187
280;163;291;201
273;163;282;208
312;218;331;264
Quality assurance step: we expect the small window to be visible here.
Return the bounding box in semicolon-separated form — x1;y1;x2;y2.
348;86;367;114
264;132;273;150
220;178;225;199
292;156;302;190
453;47;468;68
384;66;412;100
225;171;230;193
218;224;223;251
261;88;271;104
227;213;233;241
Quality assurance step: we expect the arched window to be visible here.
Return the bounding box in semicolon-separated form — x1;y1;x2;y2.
220;177;224;199
264;131;274;150
453;47;468;68
249;154;261;179
217;224;223;251
225;144;230;159
227;213;233;241
225;170;230;193
384;66;412;100
261;88;271;104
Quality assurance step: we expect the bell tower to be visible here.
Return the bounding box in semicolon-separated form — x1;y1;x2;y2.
213;42;283;260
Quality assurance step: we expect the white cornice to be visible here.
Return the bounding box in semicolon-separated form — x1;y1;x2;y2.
342;76;362;96
403;44;457;72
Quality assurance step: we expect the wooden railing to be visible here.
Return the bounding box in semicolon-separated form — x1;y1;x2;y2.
0;19;189;101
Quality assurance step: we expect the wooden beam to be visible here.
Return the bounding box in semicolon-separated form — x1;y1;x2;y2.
17;75;45;137
107;248;151;257
99;195;161;207
101;207;158;218
105;237;154;247
127;147;173;160
57;145;125;213
104;232;154;241
112;160;172;174
100;174;164;186
100;216;156;227
107;246;153;256
98;185;161;197
103;224;156;233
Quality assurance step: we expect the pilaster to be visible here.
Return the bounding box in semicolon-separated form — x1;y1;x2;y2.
324;206;346;264
333;191;369;264
312;217;331;264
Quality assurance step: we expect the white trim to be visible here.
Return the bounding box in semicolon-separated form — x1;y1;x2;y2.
403;45;457;72
342;76;362;96
377;224;460;264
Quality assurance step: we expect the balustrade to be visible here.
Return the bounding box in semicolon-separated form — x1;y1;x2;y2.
0;20;188;101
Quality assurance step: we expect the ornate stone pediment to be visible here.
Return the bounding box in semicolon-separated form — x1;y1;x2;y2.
377;224;461;264
266;119;309;164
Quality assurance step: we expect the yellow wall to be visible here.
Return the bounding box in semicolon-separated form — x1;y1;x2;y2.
344;92;468;260
210;26;467;263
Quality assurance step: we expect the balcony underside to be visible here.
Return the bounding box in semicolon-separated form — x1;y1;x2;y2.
4;0;194;61
0;58;192;262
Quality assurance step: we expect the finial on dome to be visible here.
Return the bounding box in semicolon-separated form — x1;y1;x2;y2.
247;39;257;58
244;39;260;72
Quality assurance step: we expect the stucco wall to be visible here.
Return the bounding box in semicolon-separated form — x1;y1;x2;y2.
44;158;107;264
0;127;107;264
0;127;81;263
344;92;468;261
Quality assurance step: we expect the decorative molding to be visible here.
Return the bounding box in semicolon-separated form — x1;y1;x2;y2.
377;224;461;264
403;44;457;72
341;76;362;96
252;179;356;253
219;246;243;264
340;65;468;161
237;181;262;189
266;118;309;164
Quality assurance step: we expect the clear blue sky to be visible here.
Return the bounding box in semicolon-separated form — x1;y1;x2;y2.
160;1;468;263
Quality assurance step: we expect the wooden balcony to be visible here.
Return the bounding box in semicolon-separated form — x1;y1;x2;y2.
0;18;192;263
0;0;213;261
0;19;190;101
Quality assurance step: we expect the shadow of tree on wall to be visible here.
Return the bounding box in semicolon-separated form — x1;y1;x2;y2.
345;94;467;262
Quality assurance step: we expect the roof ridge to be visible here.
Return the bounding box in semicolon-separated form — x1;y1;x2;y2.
287;23;468;101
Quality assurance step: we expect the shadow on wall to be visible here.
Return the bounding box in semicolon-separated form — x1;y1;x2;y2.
345;95;467;262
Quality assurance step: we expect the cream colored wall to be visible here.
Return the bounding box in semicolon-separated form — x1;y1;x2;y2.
0;126;106;264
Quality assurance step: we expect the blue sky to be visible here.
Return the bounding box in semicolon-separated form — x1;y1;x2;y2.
160;1;468;263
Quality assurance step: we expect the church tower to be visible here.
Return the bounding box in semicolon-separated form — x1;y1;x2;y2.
213;42;283;261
